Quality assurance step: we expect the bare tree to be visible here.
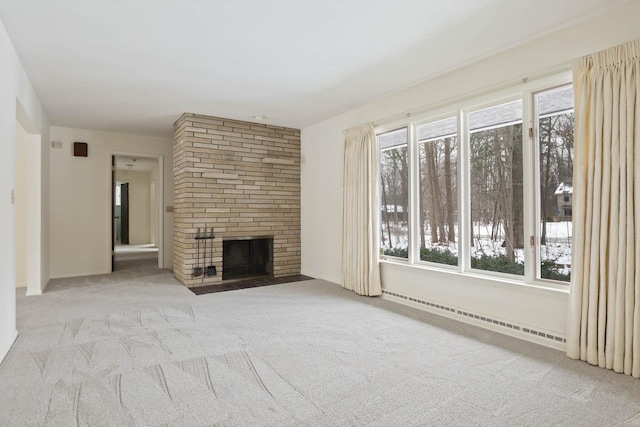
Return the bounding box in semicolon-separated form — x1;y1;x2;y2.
443;137;456;243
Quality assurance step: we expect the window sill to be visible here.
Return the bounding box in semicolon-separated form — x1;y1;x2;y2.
379;258;570;295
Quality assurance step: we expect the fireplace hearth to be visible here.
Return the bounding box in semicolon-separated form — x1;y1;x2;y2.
223;237;273;280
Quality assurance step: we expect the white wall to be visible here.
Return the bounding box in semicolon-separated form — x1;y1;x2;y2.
0;18;49;364
15;122;28;288
301;1;640;345
49;127;173;278
116;170;152;245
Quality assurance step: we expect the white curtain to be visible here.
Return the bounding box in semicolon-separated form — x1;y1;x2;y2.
342;124;382;296
567;40;640;377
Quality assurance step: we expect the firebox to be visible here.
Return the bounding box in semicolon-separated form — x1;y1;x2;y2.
222;237;274;280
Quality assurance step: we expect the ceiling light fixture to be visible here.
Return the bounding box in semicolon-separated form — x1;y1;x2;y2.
253;115;266;120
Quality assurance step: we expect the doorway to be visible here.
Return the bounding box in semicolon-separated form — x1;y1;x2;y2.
115;182;129;245
111;154;163;272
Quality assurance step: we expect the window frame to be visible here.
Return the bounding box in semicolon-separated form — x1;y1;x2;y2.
411;113;460;271
463;95;528;280
377;125;410;263
376;71;573;291
531;82;575;286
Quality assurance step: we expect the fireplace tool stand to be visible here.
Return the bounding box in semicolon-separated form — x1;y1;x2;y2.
192;226;216;280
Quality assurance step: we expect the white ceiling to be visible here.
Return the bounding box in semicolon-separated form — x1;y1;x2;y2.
0;0;628;136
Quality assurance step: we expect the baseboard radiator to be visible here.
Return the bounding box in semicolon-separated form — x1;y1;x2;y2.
382;289;566;347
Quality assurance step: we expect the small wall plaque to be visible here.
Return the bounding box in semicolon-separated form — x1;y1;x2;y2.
73;142;88;157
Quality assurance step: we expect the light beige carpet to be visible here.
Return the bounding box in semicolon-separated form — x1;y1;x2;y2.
1;263;639;426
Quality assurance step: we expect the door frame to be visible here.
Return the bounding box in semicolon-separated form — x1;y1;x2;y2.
111;156;115;271
109;152;164;269
16;102;45;295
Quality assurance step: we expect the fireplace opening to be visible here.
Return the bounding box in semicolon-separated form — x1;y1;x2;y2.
223;237;273;280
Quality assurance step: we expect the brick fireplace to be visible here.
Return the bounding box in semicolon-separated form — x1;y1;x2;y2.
173;113;301;287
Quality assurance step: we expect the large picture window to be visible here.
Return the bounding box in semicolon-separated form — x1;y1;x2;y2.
377;77;574;286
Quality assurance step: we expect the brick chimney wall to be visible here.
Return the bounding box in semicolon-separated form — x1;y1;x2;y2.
173;113;301;287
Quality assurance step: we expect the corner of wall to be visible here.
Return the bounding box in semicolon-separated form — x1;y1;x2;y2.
40;124;51;290
0;330;18;366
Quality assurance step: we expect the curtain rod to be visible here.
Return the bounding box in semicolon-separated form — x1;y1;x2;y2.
372;63;571;128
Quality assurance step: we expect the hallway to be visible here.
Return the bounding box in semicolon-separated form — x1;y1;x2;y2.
114;244;159;272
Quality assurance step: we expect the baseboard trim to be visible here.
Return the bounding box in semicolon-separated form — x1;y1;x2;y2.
49;270;111;280
25;287;43;296
0;330;18;365
381;289;566;351
300;269;339;285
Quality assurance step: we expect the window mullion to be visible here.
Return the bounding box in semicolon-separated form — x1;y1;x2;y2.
532;92;543;281
458;110;470;273
522;91;535;283
408;124;420;264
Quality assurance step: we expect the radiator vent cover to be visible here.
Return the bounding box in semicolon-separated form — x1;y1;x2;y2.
382;290;566;344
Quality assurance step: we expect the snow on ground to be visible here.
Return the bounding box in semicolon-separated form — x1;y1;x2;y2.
382;221;572;273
